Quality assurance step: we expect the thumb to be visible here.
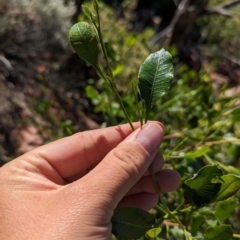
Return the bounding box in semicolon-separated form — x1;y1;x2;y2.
84;122;165;208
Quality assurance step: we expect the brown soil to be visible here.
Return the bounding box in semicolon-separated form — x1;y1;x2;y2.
0;1;102;164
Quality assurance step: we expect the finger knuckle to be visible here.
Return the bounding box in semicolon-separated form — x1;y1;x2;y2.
111;146;142;181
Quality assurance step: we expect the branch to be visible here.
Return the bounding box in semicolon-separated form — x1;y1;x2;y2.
206;0;240;17
150;0;190;45
0;54;13;71
217;0;240;8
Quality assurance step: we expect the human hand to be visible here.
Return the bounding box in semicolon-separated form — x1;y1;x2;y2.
0;122;180;240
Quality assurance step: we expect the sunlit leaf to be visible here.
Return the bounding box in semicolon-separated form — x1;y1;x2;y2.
215;174;240;201
206;220;218;227
111;207;157;239
113;63;124;77
85;85;100;105
198;207;214;216
190;213;205;236
204;225;233;240
138;48;174;121
215;198;239;221
146;228;162;239
105;42;117;62
185;146;210;159
183;165;223;207
125;34;137;47
69;22;99;68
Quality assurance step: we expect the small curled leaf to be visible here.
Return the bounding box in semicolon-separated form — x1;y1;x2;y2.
69;22;99;68
82;5;97;23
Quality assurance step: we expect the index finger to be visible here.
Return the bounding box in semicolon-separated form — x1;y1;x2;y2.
23;122;142;178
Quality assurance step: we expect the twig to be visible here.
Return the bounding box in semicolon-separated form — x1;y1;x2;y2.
0;54;13;71
204;138;240;146
164;132;183;140
150;0;190;45
208;0;240;9
206;0;240;17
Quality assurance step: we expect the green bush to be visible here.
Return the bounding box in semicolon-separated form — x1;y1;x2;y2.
77;1;240;239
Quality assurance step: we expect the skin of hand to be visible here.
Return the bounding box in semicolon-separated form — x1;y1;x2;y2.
0;121;180;240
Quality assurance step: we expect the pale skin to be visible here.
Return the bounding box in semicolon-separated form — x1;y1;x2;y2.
0;121;180;240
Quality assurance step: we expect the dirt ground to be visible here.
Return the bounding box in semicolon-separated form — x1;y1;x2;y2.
0;0;102;164
1;0;240;165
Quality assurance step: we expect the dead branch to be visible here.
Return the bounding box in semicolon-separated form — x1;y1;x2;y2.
206;0;240;17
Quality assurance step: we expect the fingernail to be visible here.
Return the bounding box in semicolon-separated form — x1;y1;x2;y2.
136;124;164;154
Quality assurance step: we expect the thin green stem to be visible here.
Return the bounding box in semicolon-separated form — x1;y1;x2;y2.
94;3;113;80
149;165;161;196
148;166;186;231
179;206;192;213
165;137;188;158
154;204;168;215
233;234;240;239
94;3;134;130
172;200;185;214
145;110;150;124
157;197;192;240
132;82;143;126
159;195;185;229
114;89;134;130
95;64;109;83
95;65;134;130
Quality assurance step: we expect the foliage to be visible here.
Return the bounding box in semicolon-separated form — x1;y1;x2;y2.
69;1;240;239
198;0;240;60
1;0;239;238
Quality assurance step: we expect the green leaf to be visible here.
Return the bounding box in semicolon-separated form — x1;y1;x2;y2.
198;207;214;216
214;174;240;201
146;228;162;239
111;207;156;240
206;220;218;227
69;22;99;68
85;85;100;105
183;165;223;207
105;42;117;62
190;213;205;236
113;63;124;77
204;225;233;240
215;198;239;221
138;48;174;121
82;5;97;23
185;146;210;159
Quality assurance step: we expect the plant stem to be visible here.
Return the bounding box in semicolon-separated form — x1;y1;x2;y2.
165;137;188;157
95;65;134;130
233;234;240;239
172;200;185;214
148;166;186;231
92;3;190;239
94;3;134;130
113;89;134;130
132;82;143;126
154;203;167;214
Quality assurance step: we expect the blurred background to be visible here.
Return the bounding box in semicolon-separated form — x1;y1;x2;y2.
0;0;239;167
0;0;240;237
